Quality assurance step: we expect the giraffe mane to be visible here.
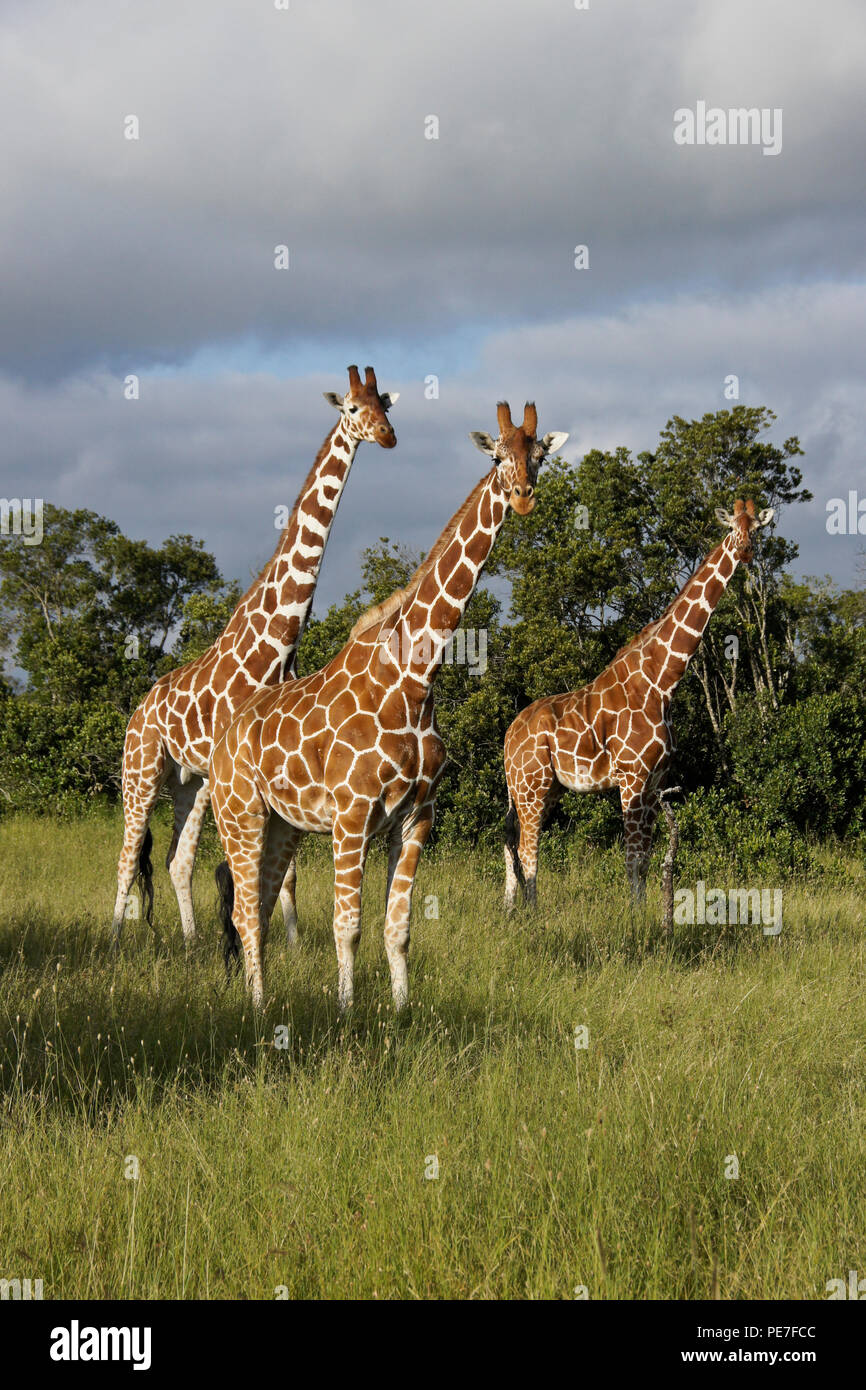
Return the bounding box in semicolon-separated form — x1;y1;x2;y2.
348;476;490;642
221;427;340;636
611;545;723;661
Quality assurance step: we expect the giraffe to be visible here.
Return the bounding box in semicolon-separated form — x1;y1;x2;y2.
111;365;399;945
209;401;568;1009
503;498;774;915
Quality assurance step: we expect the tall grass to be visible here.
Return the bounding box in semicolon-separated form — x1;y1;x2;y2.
0;812;863;1299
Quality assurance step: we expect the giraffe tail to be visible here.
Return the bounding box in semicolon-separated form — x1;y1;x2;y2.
504;802;525;887
134;828;155;927
215;861;241;971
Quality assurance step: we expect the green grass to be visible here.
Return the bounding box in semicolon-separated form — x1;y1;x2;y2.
0;810;863;1299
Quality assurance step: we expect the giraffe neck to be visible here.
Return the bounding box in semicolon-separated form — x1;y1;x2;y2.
647;535;740;696
219;423;359;680
382;470;506;692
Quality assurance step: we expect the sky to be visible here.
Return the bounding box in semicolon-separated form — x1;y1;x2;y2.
1;0;865;614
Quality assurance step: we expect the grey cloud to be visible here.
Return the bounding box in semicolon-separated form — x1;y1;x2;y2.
1;0;865;378
2;282;863;615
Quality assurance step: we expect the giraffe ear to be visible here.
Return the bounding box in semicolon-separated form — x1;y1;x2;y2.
541;431;569;455
757;507;775;527
469;431;497;457
323;391;344;410
715;507;735;528
379;392;399;409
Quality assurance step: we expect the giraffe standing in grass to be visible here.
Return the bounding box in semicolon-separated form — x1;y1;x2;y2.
112;366;399;944
209;401;568;1008
503;498;774;914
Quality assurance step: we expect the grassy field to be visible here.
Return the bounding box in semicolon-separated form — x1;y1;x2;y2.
0;810;863;1300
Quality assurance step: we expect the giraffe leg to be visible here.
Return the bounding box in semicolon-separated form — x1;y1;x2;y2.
660;794;680;938
383;802;435;1011
112;720;168;940
262;820;302;949
222;827;267;1008
515;783;555;907
504;762;558;911
621;785;660;903
165;775;210;944
504;800;523;912
385;820;403;909
278;853;299;948
331;815;372;1013
210;767;269;1007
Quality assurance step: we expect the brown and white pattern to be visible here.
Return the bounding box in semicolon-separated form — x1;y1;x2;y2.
209;401;568;1008
503;499;774;909
112;366;399;944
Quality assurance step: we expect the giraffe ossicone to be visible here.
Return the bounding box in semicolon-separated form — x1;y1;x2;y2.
503;497;775;919
209;398;568;1011
111;365;399;949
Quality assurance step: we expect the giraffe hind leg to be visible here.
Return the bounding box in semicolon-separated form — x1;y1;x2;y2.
112;729;167;941
508;777;559;910
215;860;240;974
261;818;302;950
215;826;268;1006
504;802;524;912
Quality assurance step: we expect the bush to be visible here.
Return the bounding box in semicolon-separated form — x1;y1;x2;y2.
725;691;866;840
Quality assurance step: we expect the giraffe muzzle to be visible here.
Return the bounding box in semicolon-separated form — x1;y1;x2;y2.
510;486;536;515
378;424;397;448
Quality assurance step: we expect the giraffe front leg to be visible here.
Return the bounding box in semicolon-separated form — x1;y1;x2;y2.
166;775;211;944
278;853;299;947
331;819;371;1013
660;794;680;938
504;771;556;911
621;785;659;903
383;803;435;1011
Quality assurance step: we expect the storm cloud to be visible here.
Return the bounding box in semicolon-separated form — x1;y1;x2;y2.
1;0;864;604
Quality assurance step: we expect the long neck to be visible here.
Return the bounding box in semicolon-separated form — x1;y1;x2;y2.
221;422;359;680
647;535;740;694
382;470;506;692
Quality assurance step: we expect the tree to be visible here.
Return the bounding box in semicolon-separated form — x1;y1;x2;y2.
0;504;230;809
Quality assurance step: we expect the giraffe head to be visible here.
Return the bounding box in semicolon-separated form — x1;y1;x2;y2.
469;401;568;515
714;497;775;562
323;365;398;448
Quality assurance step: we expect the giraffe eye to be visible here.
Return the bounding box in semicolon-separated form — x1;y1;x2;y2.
348;405;359;414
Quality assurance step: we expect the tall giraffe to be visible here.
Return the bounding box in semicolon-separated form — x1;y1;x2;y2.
112;365;399;944
209;401;568;1008
503;499;774;911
